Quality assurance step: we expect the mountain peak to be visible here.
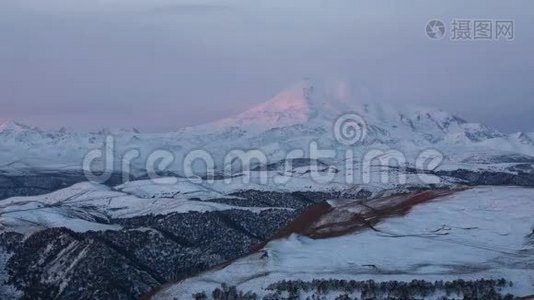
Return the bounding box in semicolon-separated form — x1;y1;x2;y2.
211;79;369;131
0;121;35;134
510;131;534;145
214;80;315;129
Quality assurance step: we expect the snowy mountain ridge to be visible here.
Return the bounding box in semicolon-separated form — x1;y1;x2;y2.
184;79;505;143
0;79;532;175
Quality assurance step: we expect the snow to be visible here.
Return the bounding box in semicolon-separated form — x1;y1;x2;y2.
0;248;20;299
0;204;121;234
0;79;532;297
0;121;35;135
117;174;363;198
0;79;533;179
0;182;292;234
155;186;534;299
213;81;312;129
116;177;235;201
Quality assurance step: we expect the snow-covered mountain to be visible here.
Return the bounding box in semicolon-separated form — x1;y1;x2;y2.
1;79;533;180
1;79;534;299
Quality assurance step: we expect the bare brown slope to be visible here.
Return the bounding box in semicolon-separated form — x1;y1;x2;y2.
255;187;468;247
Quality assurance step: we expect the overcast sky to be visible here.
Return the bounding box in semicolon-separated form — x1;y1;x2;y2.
1;0;533;133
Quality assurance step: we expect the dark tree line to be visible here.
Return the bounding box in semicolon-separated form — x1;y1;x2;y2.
192;278;514;300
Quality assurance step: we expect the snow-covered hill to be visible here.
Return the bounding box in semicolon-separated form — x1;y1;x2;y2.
0;180;295;234
154;186;534;299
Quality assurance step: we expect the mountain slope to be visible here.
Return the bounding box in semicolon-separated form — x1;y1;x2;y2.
154;186;534;299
